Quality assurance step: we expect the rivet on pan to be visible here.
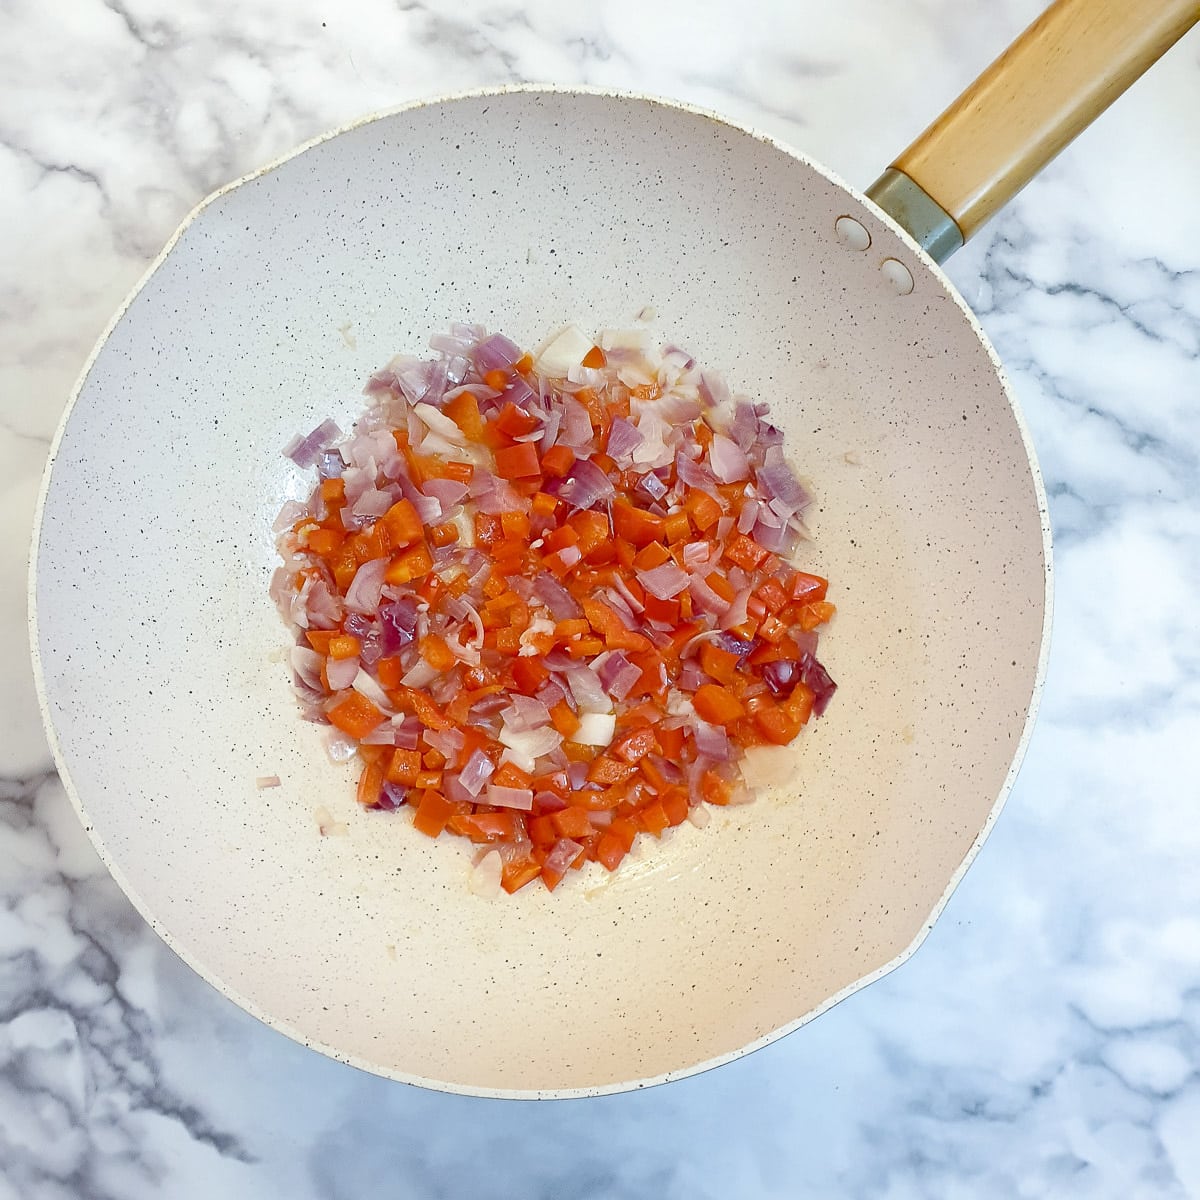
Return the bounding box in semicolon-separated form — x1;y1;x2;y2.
834;216;871;251
880;257;915;295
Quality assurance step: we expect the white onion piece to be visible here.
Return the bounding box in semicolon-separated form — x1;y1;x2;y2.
274;500;309;531
469;850;503;898
499;724;561;762
324;730;359;763
400;658;440;688
535;324;593;376
413;402;468;442
599;328;650;353
352;668;392;710
573;712;615;747
688;804;712;829
499;745;536;776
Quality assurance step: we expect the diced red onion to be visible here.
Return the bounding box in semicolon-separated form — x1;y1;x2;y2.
501;694;551;732
678;661;707;693
601;588;639;629
676;450;719;495
557;396;594;449
393;717;422;750
283;419;342;469
325;656;359;691
752;516;790;555
499;725;561;762
638;472;669;501
274;500;309;532
460;748;496;797
379;599;418;653
423;726;466;764
343;558;386;614
698;370;731;408
708;434;750;483
800;654;838;717
306;576;345;629
352;668;392;709
693;718;732;761
689;574;730;615
606;417;643;460
565;664;611;714
393;359;432;405
486;784;534;812
352;488;394;519
376;783;407;811
720;586;752;632
716;631;756;660
474;332;522;372
607;573;645;617
762;659;802;698
443;773;473;805
401;657;439;689
730;400;758;451
555;459;615;510
430;331;476;357
534;790;569;813
316;449;345;480
422;477;468;509
533;573;583;620
597;651;642;701
637;562;689;600
290;646;324;691
682;541;715;571
737;499;760;534
545;838;583;875
755;460;808;508
567;761;590;790
360;723;399;745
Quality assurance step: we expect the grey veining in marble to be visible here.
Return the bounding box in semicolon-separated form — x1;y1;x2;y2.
3;1;1200;1196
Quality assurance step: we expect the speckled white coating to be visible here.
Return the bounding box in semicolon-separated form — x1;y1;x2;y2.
30;87;1051;1098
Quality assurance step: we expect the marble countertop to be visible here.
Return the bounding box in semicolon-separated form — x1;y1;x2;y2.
4;1;1200;1195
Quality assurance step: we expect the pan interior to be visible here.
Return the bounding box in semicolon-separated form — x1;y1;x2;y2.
33;90;1047;1095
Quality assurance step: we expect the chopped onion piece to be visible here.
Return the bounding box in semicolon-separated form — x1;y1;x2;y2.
545;837;584;875
344;558;388;614
708;434;750;483
325;656;359;691
637;562;689;600
460;748;495;797
486;784;534;812
534;324;593;376
573;711;615;747
352;668;392;709
413;402;468;442
469;850;504;898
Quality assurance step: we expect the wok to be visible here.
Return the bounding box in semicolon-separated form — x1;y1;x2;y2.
30;0;1199;1095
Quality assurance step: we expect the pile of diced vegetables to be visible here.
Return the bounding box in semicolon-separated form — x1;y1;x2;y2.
272;323;836;896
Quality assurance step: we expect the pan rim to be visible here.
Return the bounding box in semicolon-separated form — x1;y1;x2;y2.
27;82;1054;1099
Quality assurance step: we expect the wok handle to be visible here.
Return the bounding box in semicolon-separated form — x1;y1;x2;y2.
866;0;1200;261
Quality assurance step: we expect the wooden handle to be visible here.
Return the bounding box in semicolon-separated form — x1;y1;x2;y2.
887;0;1200;243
